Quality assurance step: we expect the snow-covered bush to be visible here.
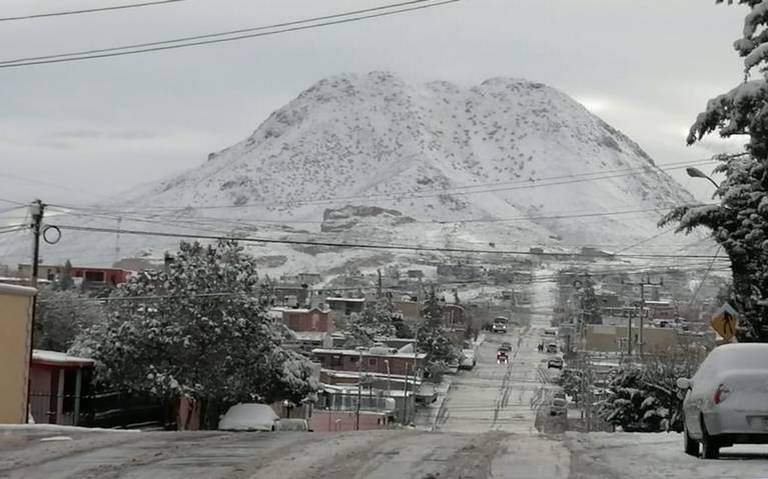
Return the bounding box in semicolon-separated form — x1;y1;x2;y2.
661;1;768;340
598;344;708;432
71;240;317;428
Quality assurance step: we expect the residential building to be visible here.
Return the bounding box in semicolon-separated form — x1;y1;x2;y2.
28;350;94;426
70;266;132;286
326;297;366;315
585;324;679;353
17;263;62;282
280;307;334;332
391;300;421;321
312;346;426;377
0;284;36;423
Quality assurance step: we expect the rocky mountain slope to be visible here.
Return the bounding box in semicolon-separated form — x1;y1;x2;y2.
7;72;701;273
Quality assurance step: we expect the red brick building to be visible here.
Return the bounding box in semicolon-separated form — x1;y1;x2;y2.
71;267;132;286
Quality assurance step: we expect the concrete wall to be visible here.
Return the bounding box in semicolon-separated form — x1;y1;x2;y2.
0;284;36;423
310;410;391;432
586;325;679;353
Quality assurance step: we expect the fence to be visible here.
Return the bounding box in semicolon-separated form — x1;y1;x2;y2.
29;390;167;429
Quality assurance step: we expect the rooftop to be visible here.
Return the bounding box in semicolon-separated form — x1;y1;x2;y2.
33;349;95;367
312;348;426;359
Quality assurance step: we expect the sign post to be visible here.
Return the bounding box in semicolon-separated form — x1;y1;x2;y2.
710;303;738;341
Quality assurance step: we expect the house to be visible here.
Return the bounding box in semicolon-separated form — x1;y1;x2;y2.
312;385;400;432
70;266;132;287
585;325;679;353
28;350;94;426
326;297;366;315
297;273;322;285
0;284;36;423
290;331;334;352
17;263;62;282
280;307;334;332
312;346;426;377
392;300;421;321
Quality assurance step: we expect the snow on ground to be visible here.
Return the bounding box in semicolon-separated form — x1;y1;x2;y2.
567;431;768;478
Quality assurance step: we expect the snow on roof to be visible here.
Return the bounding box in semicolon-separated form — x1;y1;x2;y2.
312;348;426;359
32;350;94;367
325;297;366;302
292;331;330;341
321;369;416;382
0;283;38;296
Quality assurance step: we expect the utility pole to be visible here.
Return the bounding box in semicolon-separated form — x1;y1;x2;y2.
626;309;633;357
26;199;45;423
355;348;363;431
377;269;383;298
622;275;663;356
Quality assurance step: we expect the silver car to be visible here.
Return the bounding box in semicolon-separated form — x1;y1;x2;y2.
677;343;768;459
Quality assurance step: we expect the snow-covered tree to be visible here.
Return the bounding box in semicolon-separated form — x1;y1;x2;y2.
343;296;397;347
660;1;768;340
72;240;317;428
35;288;103;352
55;259;75;291
581;276;602;325
416;289;460;381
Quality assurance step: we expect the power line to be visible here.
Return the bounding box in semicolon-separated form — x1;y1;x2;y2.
52;223;731;260
0;0;460;68
0;0;187;22
47;158;720;215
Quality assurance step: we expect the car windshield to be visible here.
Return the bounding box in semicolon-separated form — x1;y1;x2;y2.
2;1;763;477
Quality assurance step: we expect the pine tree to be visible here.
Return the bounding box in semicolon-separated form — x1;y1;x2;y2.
56;259;75;291
416;289;459;381
71;240;317;428
581;276;602;325
660;1;768;340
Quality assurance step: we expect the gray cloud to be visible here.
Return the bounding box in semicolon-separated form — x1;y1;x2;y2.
0;0;749;205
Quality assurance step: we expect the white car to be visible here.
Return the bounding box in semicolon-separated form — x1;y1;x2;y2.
218;403;279;431
459;349;476;370
677;343;768;459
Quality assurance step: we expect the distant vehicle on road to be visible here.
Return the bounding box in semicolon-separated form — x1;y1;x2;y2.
496;350;509;365
500;341;512;351
547;357;563;369
492;322;507;334
543;328;558;337
678;343;768;459
546;343;558;354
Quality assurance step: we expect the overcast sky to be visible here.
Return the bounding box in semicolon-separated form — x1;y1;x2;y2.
0;0;748;210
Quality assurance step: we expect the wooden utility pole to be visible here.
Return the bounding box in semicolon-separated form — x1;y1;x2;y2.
26;199;45;423
622;275;663;356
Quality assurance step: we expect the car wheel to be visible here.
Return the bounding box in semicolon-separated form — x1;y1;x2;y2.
683;421;699;457
700;416;719;459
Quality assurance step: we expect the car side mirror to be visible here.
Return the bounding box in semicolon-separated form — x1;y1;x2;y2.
676;377;692;390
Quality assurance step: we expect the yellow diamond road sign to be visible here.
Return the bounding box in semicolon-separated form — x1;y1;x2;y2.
711;303;738;340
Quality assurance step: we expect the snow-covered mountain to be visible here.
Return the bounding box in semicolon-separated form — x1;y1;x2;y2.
6;72;702;273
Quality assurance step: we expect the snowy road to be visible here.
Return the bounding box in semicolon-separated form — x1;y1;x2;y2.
5;270;768;478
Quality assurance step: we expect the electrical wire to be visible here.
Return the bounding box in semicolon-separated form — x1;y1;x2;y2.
0;0;460;68
0;0;188;22
47;158;723;213
52;223;731;260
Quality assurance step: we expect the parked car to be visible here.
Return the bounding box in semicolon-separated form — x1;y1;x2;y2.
547;357;564;369
459;349;477;370
501;341;512;350
274;418;311;432
549;397;567;416
678;343;768;459
546;343;558;354
218;403;279;431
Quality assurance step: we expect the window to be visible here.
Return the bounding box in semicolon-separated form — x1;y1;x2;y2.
331;355;341;367
368;358;377;367
84;271;104;282
350;356;359;363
